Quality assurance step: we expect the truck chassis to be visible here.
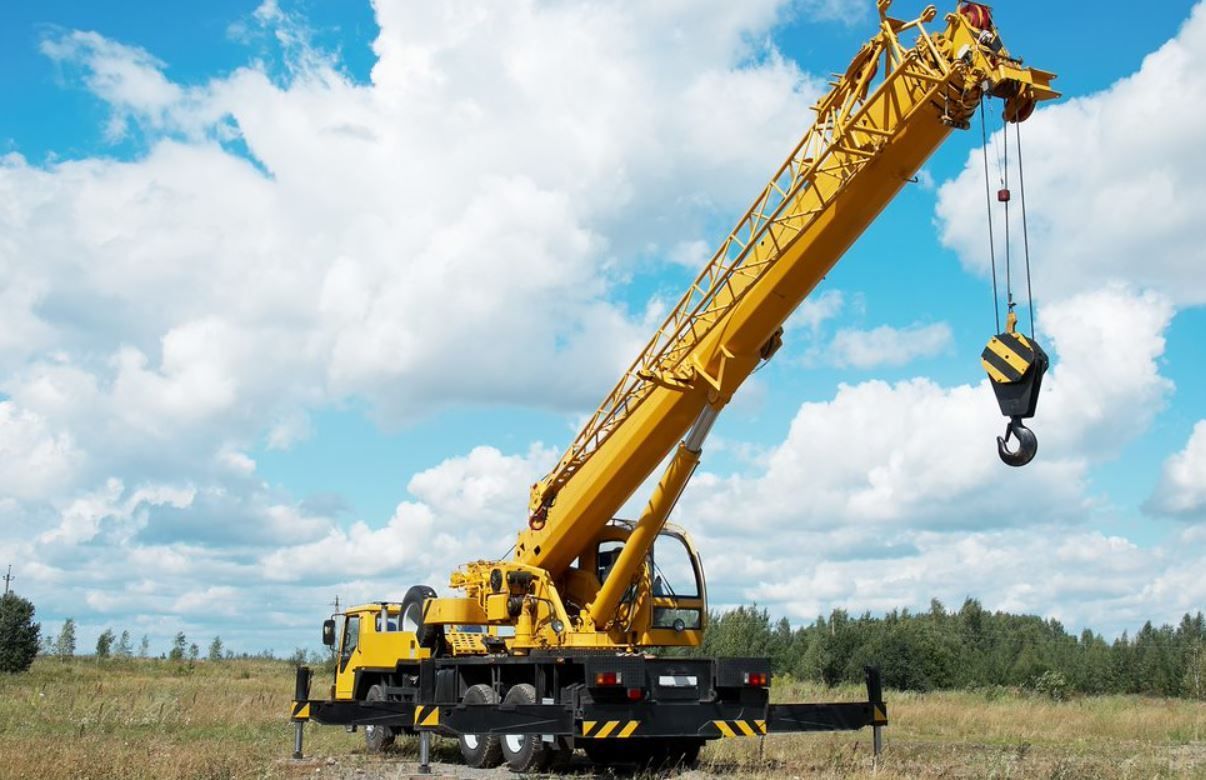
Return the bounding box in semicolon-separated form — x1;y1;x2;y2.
290;653;886;771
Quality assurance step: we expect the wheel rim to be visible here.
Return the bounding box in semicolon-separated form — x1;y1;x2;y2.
463;734;479;750
504;733;524;754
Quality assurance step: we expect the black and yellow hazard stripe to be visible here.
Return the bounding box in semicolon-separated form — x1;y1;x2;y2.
413;704;440;728
290;701;311;721
982;330;1035;384
711;719;768;738
580;719;640;738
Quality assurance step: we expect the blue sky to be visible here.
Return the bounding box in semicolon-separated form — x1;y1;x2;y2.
1;0;1204;655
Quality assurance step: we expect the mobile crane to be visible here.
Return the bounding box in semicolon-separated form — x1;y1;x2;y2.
289;2;1057;771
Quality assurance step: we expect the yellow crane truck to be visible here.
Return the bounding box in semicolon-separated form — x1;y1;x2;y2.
289;2;1057;771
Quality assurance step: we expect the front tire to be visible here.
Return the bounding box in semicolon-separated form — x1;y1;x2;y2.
363;683;395;753
499;683;551;772
458;684;504;768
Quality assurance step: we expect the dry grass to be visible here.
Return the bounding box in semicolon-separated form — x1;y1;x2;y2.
0;659;1201;779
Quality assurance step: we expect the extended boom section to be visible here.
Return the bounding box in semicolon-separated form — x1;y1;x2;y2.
514;1;1056;612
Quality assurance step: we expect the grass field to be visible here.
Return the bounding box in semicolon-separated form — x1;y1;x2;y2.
0;658;1202;779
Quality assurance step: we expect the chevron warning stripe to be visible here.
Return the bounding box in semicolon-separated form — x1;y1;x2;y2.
413;705;440;728
290;702;310;721
580;719;640;738
711;719;768;738
982;330;1036;384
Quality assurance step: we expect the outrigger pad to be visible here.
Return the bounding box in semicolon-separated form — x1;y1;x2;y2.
981;330;1049;420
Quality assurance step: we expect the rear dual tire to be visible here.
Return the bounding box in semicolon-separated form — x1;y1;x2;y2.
500;684;554;772
458;684;504;768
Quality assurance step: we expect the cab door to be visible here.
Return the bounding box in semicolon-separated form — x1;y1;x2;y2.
334;614;362;700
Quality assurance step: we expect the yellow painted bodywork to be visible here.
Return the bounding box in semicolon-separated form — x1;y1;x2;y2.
426;4;1058;655
332;604;430;701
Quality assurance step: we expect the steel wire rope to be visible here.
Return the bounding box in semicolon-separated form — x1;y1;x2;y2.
980;100;1001;332
1015;122;1037;337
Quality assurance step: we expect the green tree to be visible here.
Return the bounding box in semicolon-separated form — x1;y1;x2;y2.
188;643;199;662
56;618;76;660
208;636;224;662
115;630;133;658
169;632;187;661
95;629;115;659
138;634;150;658
0;592;41;673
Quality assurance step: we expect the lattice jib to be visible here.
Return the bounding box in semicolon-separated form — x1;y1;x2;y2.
531;13;959;513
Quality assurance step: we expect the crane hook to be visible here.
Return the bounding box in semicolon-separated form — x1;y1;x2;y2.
997;416;1037;468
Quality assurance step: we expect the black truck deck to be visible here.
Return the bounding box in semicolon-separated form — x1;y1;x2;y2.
289;652;886;767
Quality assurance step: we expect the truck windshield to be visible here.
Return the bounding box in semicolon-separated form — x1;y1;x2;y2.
340;616;360;670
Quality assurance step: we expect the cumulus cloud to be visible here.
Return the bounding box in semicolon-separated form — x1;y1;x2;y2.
4;0;1203;652
1;0;823;649
0;402;84;502
828;321;953;369
261;445;556;588
937;1;1206;306
784;289;848;335
673;285;1187;635
1147;420;1206;518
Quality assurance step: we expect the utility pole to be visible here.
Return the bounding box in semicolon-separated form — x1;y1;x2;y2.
2;565;12;595
330;595;341;614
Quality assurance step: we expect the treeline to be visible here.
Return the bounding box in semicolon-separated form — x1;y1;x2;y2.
37;619;312;665
690;599;1206;699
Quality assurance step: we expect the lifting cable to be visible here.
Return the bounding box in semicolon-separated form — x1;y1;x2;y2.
1002;109;1013;319
982;98;1038;338
979;95;1046;468
979;100;1001;333
1015;122;1037;336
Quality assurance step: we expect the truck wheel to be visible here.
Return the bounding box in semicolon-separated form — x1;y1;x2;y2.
401;585;443;652
458;684;503;768
363;684;395;753
499;684;550;772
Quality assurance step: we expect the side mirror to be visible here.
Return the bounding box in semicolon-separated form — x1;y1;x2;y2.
322;619;336;647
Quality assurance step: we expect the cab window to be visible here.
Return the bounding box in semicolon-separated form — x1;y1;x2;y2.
651;533;700;598
597;540;637;605
651;534;702;630
340;615;360;670
597;541;623;583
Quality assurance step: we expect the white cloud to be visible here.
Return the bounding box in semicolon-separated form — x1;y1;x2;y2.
798;0;869;25
260;445;554;583
5;0;1203;653
684;287;1172;534
0;402;84;501
40;32;187;140
829;321;953;369
673;285;1184;635
937;1;1206;306
784;289;846;335
1;0;835;652
1147;420;1206;517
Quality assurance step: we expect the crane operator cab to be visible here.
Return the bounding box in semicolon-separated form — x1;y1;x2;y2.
571;522;708;643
